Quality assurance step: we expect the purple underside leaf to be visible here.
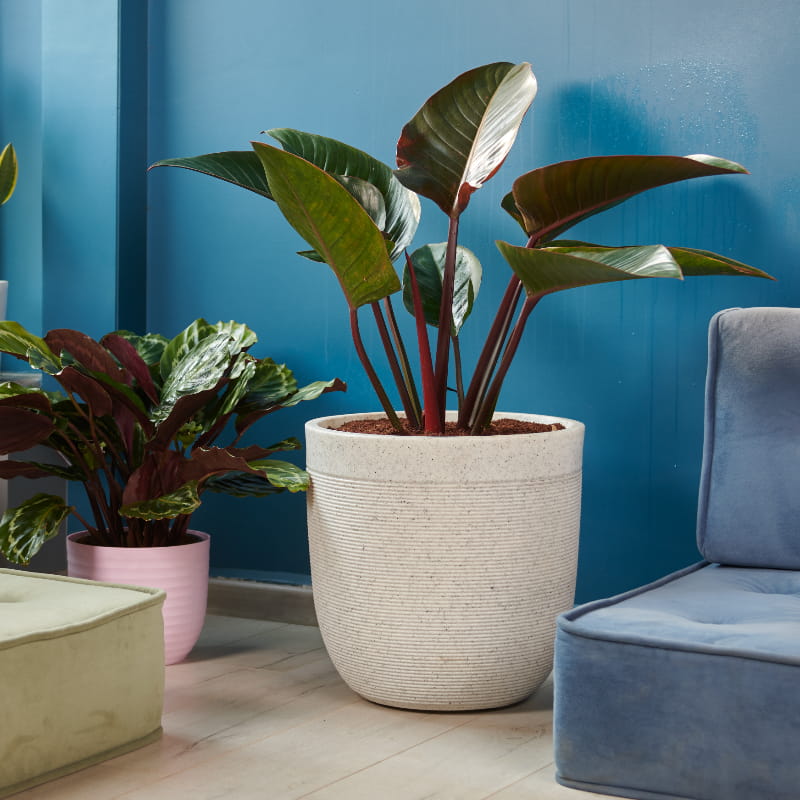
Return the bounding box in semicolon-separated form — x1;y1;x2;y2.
101;333;160;403
0;407;56;454
0;460;53;479
57;367;114;418
45;328;123;380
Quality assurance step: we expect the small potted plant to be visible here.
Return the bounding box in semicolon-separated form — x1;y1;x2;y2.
0;317;342;663
151;62;773;705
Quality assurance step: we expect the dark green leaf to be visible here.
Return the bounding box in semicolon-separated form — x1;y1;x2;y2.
252;142;400;309
402;243;482;334
268;128;420;261
248;459;309;493
121;481;201;521
508;154;750;243
203;471;285;497
0;494;72;565
111;330;169;366
0;143;17;206
497;242;683;298
149;151;273;198
395;62;537;216
159;318;216;380
155;331;238;422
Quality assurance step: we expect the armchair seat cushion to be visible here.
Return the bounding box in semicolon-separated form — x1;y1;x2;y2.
0;569;165;798
554;562;800;800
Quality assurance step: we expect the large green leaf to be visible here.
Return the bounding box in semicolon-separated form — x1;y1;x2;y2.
0;321;62;374
252;142;400;309
249;459;309;493
149;151;273;198
267;128;420;261
402;243;482;334
120;481;201;521
0;143;17;206
506;154;750;243
551;240;775;280
395;62;537;216
0;493;72;565
497;242;683;297
159;318;217;380
235;358;297;414
155;331;236;422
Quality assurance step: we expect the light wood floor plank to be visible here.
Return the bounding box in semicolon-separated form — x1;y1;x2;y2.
13;615;605;800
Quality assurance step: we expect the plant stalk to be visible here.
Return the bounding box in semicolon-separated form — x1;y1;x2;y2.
371;301;420;430
433;215;460;427
382;296;422;429
349;307;404;433
459;276;524;429
470;294;542;434
405;251;440;433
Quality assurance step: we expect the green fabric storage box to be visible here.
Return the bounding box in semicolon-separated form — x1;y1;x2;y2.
0;569;165;797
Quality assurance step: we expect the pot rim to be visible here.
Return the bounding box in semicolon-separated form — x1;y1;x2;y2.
66;530;210;550
306;410;584;440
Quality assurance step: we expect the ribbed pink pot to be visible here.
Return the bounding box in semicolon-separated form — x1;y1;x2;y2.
66;531;210;665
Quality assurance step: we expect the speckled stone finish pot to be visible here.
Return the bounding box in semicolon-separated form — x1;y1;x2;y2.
305;411;585;711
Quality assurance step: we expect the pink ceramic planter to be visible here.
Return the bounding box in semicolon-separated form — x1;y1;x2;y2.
66;531;210;665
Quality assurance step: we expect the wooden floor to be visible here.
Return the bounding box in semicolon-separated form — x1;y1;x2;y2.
16;615;615;800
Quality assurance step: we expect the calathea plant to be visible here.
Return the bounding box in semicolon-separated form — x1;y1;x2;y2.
0;318;343;563
152;62;773;435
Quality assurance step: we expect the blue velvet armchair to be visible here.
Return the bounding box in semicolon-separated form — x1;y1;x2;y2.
553;307;800;800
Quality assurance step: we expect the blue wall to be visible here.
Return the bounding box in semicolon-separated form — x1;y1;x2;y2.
2;0;798;601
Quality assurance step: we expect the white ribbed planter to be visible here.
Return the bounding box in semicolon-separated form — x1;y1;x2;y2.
66;531;210;665
306;411;584;711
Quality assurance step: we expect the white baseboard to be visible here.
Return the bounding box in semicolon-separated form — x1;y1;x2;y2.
207;577;317;626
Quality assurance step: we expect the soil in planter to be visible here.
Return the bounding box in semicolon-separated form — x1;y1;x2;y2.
335;417;565;436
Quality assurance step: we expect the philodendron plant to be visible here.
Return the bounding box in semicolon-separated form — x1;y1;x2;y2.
152;62;773;435
0;142;16;206
0;318;343;563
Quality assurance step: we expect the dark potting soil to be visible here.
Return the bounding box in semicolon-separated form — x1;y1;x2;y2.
334;417;565;436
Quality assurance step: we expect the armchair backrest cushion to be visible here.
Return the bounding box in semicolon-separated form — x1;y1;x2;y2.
697;307;800;568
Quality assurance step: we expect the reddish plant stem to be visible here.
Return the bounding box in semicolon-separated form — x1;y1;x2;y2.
432;215;460;428
459;275;523;429
349;306;404;433
382;296;422;428
371;302;419;430
470;294;543;434
405;251;440;434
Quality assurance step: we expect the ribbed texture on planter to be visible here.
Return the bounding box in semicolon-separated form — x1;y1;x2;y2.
66;531;210;665
306;411;584;711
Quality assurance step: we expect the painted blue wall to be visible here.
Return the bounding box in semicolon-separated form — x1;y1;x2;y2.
2;0;798;601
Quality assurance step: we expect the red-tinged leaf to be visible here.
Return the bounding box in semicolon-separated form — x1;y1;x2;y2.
0;407;55;454
0;392;53;413
101;333;160;403
122;451;186;505
57;367;113;418
45;329;123;380
0;461;52;479
508;154;750;243
396;62;537;216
